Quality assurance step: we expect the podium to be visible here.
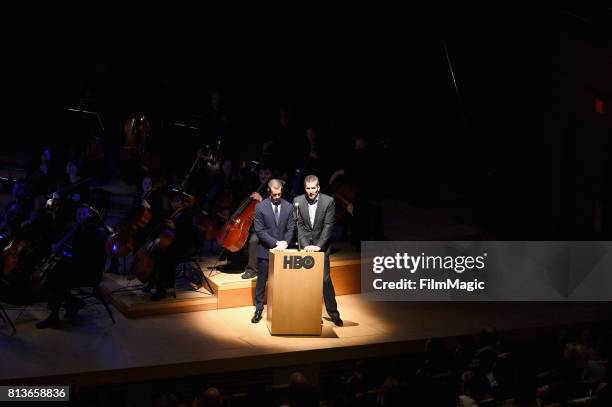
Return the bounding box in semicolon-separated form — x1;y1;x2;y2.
267;250;324;335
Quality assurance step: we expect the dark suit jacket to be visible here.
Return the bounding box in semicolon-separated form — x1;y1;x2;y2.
293;193;335;252
253;198;294;259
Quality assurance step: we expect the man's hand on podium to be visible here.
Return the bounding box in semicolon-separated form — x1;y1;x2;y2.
274;240;288;251
304;245;321;252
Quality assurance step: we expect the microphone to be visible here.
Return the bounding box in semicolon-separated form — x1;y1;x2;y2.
293;202;302;251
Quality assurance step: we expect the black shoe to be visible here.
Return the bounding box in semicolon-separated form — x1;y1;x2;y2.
36;313;60;329
105;263;119;274
65;297;86;319
142;281;154;293
251;309;263;323
242;269;257;279
151;289;168;301
331;315;343;327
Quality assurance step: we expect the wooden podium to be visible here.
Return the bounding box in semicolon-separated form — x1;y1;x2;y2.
266;250;324;335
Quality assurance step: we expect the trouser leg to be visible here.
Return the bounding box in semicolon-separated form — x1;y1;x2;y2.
322;250;339;318
254;258;269;311
244;233;259;273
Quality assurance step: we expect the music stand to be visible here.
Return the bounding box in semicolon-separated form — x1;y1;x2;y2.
173;149;219;296
66;108;105;133
0;301;16;334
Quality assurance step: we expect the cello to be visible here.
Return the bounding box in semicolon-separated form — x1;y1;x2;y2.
124;113;150;151
193;159;237;241
129;193;195;283
121;113;161;173
29;221;80;293
215;181;267;252
105;177;166;257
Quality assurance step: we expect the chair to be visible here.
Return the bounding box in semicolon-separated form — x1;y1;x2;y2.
0;301;16;334
67;278;116;324
0;276;24;334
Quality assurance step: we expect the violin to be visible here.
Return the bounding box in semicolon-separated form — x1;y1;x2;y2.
44;177;95;215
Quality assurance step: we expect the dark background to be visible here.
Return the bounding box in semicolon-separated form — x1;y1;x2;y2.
3;4;611;241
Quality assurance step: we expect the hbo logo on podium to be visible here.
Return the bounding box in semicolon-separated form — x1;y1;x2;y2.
283;255;315;269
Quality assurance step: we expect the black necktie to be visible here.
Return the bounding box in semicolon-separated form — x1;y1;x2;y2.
274;203;280;225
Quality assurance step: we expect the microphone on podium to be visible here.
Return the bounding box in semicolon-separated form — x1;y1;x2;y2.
293;202;302;251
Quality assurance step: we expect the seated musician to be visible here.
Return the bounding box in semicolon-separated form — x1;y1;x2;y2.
194;158;242;254
36;204;108;329
26;147;61;199
0;180;29;244
50;159;91;235
239;166;272;279
328;135;384;247
147;191;195;301
106;174;166;274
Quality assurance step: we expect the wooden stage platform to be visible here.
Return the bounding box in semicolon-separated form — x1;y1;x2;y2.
99;246;361;318
2;297;611;387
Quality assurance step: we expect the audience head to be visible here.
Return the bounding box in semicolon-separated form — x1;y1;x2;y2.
195;387;221;407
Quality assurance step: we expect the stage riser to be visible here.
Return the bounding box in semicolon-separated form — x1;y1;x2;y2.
217;287;256;309
212;262;360;309
100;261;361;318
331;264;361;296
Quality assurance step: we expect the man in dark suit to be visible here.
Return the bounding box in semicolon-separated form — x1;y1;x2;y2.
293;174;343;326
251;179;294;323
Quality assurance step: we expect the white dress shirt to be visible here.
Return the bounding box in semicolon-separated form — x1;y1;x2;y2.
307;194;319;227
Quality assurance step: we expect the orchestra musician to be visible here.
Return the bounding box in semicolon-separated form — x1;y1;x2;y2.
106;174;166;274
0;180;29;243
146;191;195;301
36;204;108;329
239;166;273;279
50;160;91;234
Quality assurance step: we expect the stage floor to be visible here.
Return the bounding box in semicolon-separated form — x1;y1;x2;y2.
2;296;611;386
